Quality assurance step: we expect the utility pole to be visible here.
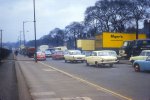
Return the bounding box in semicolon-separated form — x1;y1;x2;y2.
33;0;37;62
20;31;22;49
0;30;2;48
0;30;3;61
23;21;25;46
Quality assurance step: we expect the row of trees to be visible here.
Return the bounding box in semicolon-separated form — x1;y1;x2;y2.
26;0;150;49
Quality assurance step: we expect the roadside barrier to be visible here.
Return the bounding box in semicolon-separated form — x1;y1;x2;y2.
0;48;11;62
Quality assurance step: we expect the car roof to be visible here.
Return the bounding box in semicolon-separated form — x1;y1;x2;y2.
141;50;150;52
68;50;81;52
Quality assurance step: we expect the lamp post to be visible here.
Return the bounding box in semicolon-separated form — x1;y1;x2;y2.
20;31;22;49
33;0;37;62
0;30;2;60
23;21;33;46
0;30;2;49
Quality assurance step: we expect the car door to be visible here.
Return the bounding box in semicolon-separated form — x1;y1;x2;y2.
144;56;150;70
88;52;97;64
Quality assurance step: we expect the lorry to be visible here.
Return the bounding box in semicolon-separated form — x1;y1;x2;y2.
26;47;35;58
54;46;68;51
77;39;95;51
38;45;49;52
95;32;147;54
119;39;150;58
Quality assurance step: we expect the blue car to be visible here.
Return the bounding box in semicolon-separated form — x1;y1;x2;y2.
133;56;150;72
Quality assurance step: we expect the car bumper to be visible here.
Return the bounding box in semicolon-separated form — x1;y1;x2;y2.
98;60;119;64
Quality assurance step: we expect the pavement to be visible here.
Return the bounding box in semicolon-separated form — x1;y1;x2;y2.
0;53;19;100
15;54;132;100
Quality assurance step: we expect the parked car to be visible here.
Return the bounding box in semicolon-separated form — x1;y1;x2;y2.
51;50;64;60
35;51;46;61
129;50;150;64
44;49;52;57
86;50;119;67
64;50;85;63
133;56;150;72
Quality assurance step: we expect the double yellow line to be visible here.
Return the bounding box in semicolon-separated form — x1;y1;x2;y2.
40;62;132;100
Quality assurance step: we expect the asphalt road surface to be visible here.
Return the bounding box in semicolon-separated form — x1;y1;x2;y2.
43;58;150;100
2;54;150;100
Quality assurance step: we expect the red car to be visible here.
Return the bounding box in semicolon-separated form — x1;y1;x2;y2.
51;50;64;60
35;51;46;61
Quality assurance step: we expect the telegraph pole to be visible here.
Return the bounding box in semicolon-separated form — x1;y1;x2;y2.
33;0;37;62
0;30;2;61
0;30;2;48
23;21;25;46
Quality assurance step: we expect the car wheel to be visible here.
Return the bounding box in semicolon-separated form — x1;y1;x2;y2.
131;60;134;64
95;61;99;67
65;59;67;63
109;64;113;67
134;64;140;72
81;60;84;63
86;61;89;66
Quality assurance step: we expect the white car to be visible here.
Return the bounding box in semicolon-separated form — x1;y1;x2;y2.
44;49;52;57
64;50;85;63
86;50;119;67
129;50;150;63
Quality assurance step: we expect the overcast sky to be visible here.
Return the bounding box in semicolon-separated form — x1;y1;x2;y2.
0;0;97;43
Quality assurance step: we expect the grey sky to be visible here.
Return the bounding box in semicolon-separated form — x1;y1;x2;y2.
0;0;97;43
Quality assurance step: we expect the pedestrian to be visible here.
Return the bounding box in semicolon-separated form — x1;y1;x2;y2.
15;50;18;56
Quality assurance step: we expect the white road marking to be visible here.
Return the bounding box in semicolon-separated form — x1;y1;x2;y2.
42;69;56;72
31;92;56;96
35;97;92;100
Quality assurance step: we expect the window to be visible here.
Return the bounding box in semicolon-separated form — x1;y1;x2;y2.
146;56;150;61
91;52;97;56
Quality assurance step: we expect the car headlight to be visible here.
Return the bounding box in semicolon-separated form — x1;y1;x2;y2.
119;50;125;54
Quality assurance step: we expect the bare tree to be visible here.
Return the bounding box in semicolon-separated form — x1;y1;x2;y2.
65;22;84;49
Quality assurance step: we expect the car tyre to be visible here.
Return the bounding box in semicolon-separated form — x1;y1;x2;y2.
86;61;89;66
65;59;67;63
95;61;99;67
109;64;113;67
134;64;140;72
81;60;84;63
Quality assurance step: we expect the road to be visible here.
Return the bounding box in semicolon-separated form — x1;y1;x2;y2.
16;55;150;100
44;58;150;100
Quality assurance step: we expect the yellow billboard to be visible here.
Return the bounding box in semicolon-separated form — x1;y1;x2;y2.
96;32;147;48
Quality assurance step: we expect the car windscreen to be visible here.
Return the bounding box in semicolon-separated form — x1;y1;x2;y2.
98;52;116;56
69;51;81;55
140;51;150;56
45;50;51;53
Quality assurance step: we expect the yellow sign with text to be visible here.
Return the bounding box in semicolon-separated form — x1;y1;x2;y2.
97;32;147;48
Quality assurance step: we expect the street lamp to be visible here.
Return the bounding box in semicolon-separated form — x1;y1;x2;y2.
33;0;37;62
20;31;22;49
0;30;3;60
23;21;33;46
0;30;2;49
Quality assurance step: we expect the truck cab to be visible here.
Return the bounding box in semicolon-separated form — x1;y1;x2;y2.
119;40;133;58
119;39;150;59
